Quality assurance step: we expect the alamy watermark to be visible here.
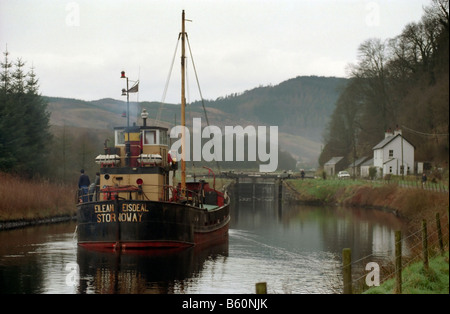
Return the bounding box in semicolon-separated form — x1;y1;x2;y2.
365;262;380;287
65;262;79;287
170;118;279;172
66;2;80;27
365;1;380;27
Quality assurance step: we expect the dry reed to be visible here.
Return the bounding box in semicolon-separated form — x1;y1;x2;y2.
0;172;76;221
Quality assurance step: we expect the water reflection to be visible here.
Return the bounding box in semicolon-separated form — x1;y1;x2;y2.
0;223;78;294
76;239;229;294
0;189;410;294
233;198;408;260
228;198;409;293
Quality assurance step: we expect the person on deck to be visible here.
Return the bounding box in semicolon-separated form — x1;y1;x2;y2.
78;169;90;202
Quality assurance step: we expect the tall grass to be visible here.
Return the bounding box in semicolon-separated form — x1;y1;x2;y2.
0;172;76;221
364;252;449;294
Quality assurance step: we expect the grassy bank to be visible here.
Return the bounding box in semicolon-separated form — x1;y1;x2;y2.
364;252;449;294
0;172;76;222
285;178;449;222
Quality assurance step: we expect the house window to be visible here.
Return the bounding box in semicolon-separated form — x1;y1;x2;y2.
389;166;392;173
389;150;393;158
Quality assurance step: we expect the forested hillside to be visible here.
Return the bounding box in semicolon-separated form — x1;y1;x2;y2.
46;76;346;170
191;76;347;141
319;0;449;169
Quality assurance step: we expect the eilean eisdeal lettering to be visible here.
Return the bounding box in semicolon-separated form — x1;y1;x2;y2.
94;203;148;223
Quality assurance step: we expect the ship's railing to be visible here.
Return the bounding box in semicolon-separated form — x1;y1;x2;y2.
76;184;101;203
76;184;144;203
76;182;226;208
167;184;226;208
75;183;201;204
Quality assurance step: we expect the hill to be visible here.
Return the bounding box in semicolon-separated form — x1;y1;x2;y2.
45;75;347;167
194;76;347;141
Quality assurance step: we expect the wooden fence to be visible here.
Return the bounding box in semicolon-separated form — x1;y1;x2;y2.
254;211;448;294
342;212;448;294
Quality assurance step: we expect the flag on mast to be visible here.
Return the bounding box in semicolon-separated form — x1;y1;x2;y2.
128;81;139;93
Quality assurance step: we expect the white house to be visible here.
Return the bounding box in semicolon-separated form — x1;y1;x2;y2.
373;128;415;176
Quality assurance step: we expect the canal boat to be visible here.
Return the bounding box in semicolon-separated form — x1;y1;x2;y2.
76;11;230;251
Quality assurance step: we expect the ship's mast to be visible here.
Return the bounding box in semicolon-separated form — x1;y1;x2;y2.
180;10;187;194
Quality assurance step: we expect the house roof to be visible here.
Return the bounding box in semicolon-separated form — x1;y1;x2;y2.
348;156;369;167
325;156;344;165
361;158;373;167
372;134;415;150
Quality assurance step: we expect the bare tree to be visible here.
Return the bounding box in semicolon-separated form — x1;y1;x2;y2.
424;0;449;32
350;38;397;133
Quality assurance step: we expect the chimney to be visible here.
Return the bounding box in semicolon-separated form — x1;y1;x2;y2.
394;125;402;136
385;128;393;138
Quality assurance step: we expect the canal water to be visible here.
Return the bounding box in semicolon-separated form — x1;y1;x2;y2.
0;187;408;294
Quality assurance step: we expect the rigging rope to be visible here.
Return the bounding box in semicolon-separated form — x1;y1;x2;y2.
186;55;198;180
154;31;224;187
155;35;181;126
186;34;223;180
186;34;211;127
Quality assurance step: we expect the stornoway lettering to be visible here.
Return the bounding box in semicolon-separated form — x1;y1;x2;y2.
94;203;147;223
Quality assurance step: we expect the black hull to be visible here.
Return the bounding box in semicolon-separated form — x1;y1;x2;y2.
76;199;230;250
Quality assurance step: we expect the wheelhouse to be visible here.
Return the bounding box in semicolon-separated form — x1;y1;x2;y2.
93;125;174;202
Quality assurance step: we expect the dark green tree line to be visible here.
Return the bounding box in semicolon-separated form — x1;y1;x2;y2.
0;49;52;177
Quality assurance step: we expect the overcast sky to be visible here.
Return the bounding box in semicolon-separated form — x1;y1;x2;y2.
0;0;432;104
